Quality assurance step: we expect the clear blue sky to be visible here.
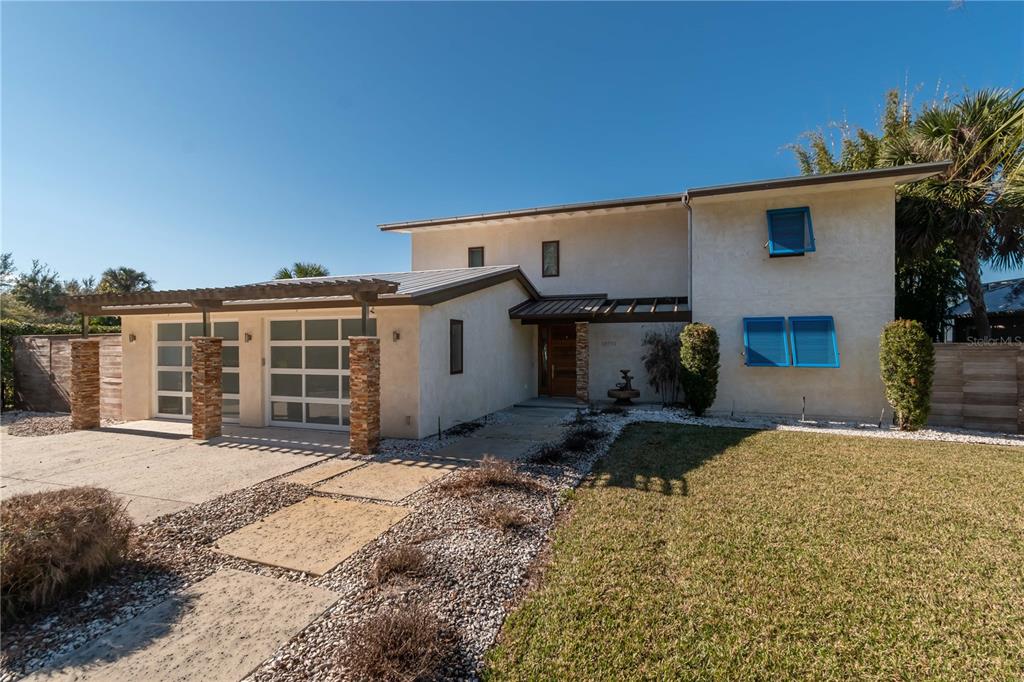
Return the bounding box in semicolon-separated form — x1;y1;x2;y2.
3;1;1022;289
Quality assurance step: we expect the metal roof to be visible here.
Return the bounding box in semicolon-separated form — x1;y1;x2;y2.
509;295;691;324
948;278;1024;318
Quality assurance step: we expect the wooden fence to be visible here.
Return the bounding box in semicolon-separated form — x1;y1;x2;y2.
12;334;123;419
929;343;1023;434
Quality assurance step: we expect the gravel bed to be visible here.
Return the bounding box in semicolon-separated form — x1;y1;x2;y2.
0;411;122;437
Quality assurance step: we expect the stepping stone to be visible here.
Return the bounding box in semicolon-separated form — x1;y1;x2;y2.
214;497;407;575
28;569;336;682
285;459;364;485
429;437;538;464
315;461;451;502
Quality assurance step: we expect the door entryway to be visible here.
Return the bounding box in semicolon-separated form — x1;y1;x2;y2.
538;323;576;397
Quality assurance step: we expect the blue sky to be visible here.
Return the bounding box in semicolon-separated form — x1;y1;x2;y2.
3;1;1022;289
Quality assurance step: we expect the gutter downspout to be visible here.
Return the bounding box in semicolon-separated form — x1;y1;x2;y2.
684;193;693;320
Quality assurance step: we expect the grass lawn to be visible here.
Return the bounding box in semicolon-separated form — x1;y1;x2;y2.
486;424;1024;681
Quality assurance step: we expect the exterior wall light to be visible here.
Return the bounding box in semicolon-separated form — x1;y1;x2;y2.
244;332;253;343
392;330;401;342
128;333;137;343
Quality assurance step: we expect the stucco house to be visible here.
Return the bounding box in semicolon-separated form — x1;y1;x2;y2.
64;162;948;449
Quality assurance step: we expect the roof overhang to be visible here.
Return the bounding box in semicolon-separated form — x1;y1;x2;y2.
510;295;691;324
379;193;683;233
685;161;951;203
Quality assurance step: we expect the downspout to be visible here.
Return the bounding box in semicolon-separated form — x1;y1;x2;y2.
684;193;693;320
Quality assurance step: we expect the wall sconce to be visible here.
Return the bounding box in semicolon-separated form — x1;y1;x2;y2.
244;332;253;343
392;330;401;342
128;333;137;343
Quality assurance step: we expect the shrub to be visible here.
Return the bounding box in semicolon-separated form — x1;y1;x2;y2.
880;319;935;430
339;604;453;682
1;487;133;619
370;545;427;586
561;423;608;453
531;443;564;465
680;323;720;416
641;327;684;405
477;503;533;531
441;457;544;494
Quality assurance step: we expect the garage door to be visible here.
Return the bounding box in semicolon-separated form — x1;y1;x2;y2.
266;317;376;430
155;321;241;421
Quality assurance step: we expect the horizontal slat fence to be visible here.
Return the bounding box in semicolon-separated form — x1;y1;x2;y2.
12;334;123;420
929;343;1022;434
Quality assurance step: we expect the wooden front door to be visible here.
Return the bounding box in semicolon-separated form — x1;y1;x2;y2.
539;323;576;397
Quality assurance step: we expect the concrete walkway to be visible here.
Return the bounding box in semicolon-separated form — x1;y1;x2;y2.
429;406;573;463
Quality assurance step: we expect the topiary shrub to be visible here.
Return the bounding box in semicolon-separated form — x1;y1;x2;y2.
679;323;720;416
1;487;133;619
879;319;935;430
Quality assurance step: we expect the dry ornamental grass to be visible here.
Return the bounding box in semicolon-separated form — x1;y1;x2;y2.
441;457;545;495
338;604;453;682
370;544;428;586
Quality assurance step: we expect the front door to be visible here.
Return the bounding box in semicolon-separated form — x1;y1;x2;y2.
538;323;576;397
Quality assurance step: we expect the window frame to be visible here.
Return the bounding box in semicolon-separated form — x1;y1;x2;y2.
153;319;241;422
766;207;815;257
742;316;791;367
789;316;840;368
541;240;560;277
468;246;485;268
450;319;464;375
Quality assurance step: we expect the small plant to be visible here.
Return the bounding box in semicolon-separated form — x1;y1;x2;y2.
477;503;533;531
370;545;427;586
441;457;544;494
338;604;453;682
1;487;133;619
880;319;935;430
642;327;684;405
680;323;720;416
560;422;609;453
531;443;564;465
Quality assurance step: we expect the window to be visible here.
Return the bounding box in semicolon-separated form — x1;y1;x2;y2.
767;207;815;256
790;316;839;367
468;246;485;268
450;319;463;374
743;317;790;367
542;240;559;277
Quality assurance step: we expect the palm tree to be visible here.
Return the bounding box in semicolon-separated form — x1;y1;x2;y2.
274;262;330;279
884;89;1024;339
98;266;155;294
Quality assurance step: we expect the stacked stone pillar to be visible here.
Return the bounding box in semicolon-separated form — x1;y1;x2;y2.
349;336;381;454
191;337;223;440
575;321;590;403
70;338;101;430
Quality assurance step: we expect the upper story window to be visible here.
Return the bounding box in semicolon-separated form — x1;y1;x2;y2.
542;241;560;277
450;319;464;374
767;207;815;256
789;316;839;367
468;247;484;268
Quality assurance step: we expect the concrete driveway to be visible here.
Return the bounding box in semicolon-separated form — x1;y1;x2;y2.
0;420;348;523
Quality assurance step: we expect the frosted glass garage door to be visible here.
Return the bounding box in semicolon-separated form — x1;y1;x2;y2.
155;321;241;422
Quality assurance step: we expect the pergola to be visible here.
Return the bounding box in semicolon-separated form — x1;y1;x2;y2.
61;277;399;451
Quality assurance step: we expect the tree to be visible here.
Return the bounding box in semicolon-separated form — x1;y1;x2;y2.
641;327;683;405
884;89;1024;339
62;276;97;296
274;262;330;279
98;267;154;294
0;253;16;291
11;260;65;317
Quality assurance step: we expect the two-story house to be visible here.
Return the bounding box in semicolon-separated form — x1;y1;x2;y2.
72;162;947;442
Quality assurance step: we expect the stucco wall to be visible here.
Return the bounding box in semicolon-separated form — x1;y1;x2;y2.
589;322;686;404
417;279;536;437
409;205;688;298
691;185;895;421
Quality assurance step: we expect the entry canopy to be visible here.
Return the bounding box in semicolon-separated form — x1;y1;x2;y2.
509;295;691;323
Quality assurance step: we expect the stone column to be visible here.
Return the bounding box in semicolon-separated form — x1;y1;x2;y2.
70;338;101;430
575;321;589;403
349;336;381;454
191;337;223;440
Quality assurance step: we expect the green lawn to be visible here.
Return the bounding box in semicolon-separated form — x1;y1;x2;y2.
486;424;1024;681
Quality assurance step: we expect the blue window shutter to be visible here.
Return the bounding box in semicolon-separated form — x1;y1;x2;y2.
767;207;814;256
790;316;839;367
743;317;789;366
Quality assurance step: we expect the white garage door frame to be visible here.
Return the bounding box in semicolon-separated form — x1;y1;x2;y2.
153;319;241;423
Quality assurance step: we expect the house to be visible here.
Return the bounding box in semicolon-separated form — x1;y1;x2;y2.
947;278;1024;342
63;161;949;449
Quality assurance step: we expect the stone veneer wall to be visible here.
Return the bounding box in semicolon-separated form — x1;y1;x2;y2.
70;338;101;430
191;337;223;440
575;321;589;403
349;336;381;454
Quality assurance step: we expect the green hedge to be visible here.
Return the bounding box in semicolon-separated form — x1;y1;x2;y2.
680;323;720;416
879;320;935;430
0;319;120;409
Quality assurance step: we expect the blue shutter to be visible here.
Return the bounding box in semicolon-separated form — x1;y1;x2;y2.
767;207;814;255
790;316;839;367
743;317;790;366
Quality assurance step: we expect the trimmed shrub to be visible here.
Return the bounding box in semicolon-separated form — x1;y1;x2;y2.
1;487;133;619
880;319;935;430
339;604;453;682
679;323;720;416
